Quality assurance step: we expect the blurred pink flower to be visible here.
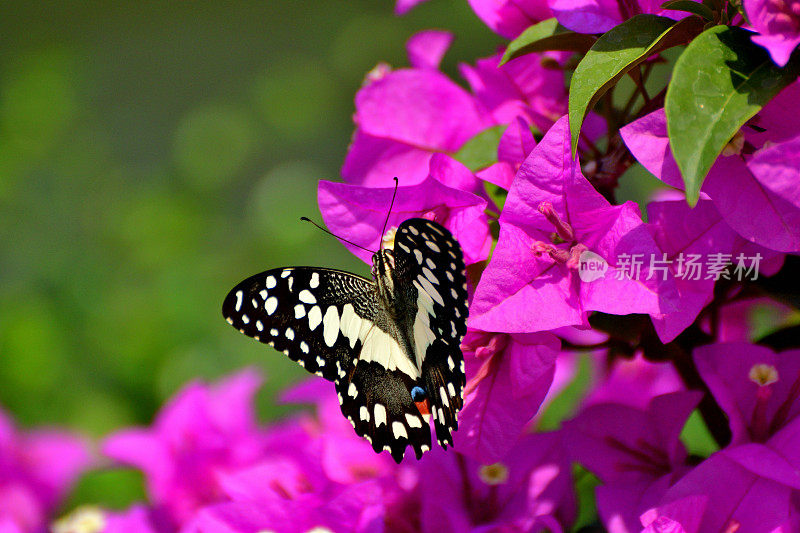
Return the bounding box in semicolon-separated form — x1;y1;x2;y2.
0;408;90;532
467;0;553;38
564;391;702;533
548;0;694;34
419;432;576;531
746;0;800;66
102;370;270;527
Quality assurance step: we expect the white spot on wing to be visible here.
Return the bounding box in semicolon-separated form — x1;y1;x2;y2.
266;275;277;288
418;276;444;306
360;406;370;422
448;382;456;397
301;341;309;353
425;241;441;252
260;289;268;299
405;413;423;428
397;242;410;253
348;382;357;398
323;306;340;347
308;306;322;331
339;303;362;349
439;387;449;408
423;267;439;285
242;314;250;324
299;290;317;304
310;272;320;288
413;249;423;264
256;320;263;331
285;327;294;340
234;291;243;312
374;404;387;427
265;297;278;315
392;421;408;439
281;269;291;278
294;304;306;319
448;356;455;370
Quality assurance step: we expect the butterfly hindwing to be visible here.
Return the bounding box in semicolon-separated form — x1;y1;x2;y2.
336;359;432;463
222;267;378;382
392;218;468;447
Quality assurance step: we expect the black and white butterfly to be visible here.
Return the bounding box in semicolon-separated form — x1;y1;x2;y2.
222;217;468;463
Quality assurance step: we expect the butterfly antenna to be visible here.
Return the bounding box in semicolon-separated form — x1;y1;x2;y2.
379;177;399;244
300;217;377;254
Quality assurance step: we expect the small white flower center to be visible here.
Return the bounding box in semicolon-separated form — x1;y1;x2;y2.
479;462;509;485
52;506;106;533
749;363;779;386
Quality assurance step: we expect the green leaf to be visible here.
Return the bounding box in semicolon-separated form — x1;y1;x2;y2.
680;409;719;457
568;14;703;154
501;18;597;65
453;124;506;172
660;0;715;20
665;25;800;205
571;464;601;532
484;181;508;212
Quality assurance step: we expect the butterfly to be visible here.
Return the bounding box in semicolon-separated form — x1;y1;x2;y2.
222;217;468;462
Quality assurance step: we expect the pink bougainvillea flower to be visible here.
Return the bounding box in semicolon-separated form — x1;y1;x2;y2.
646;198;784;343
419;432;576;531
585;352;683;411
406;30;454;71
642;416;800;532
470;115;678;333
183;475;387;533
102;370;271;527
467;0;553;39
746;0;800;66
640;343;800;531
478;116;538;190
320;158;491;266
460;51;567;135
548;0;694;34
342;66;491;186
0;408;90;532
457;329;561;462
693;342;800;446
621;83;800;252
564;391;702;533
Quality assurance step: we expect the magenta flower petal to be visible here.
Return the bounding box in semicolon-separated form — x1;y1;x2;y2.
458;331;560;462
470;116;677;333
460;52;566;133
498;116;537;167
341;130;435;188
693;343;800;445
343;69;490;185
395;0;430;15
646;452;798;533
319;170;490;265
620;108;683;189
548;0;622;33
406;30;453;70
467;0;553;38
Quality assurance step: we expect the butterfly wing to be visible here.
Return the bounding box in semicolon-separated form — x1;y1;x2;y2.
336;359;432;463
223;265;431;462
392;218;468;448
222;267;377;381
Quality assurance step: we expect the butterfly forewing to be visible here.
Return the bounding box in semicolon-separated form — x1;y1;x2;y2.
392;218;468;447
222;267;377;381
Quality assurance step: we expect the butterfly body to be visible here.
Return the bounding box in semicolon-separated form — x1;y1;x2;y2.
222;218;468;462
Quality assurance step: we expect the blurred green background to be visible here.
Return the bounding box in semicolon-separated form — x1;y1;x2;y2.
0;2;502;436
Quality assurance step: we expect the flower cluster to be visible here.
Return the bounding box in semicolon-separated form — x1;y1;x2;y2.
6;0;800;532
